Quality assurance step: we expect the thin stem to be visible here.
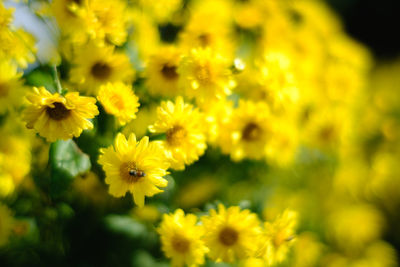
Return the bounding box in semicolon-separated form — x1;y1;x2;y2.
52;65;63;94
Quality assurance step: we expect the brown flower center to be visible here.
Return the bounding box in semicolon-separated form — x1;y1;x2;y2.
198;33;211;47
166;126;187;146
161;64;179;80
242;122;262;142
171;235;190;253
91;62;112;80
219;226;239;246
0;83;9;97
46;102;71;121
195;64;212;84
119;161;146;183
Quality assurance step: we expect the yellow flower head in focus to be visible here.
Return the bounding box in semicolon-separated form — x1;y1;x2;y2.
69;41;134;94
157;209;208;267
144;46;182;98
0;59;25;114
0;203;13;247
257;209;298;266
149;97;207;170
22;87;99;142
97;82;140;125
201;204;262;263
98;133;169;207
178;48;235;106
219;100;273;161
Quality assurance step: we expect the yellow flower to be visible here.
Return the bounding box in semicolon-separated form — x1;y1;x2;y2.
83;0;129;45
144;46;182;98
0;59;25;114
98;133;169;207
22;87;99;142
201;204;262;263
69;41;134;94
157;209;208;267
178;48;235;106
122;105;158;139
219;100;274;161
0;2;13;29
97;82;140;125
0;173;15;197
149;97;207;170
50;0;86;40
0;29;36;69
257;209;298;266
0;133;31;193
136;0;183;24
0;203;13;247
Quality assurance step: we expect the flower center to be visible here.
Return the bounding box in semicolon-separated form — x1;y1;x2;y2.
166;126;187;146
198;33;211;47
195;64;212;84
161;64;179;80
46;102;71;121
110;93;125;111
242;122;262;142
219;226;239;246
171;235;190;253
0;83;9;97
119;162;146;183
91;62;112;80
319;125;335;142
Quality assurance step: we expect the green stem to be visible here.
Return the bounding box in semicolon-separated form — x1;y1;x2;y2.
52;65;63;94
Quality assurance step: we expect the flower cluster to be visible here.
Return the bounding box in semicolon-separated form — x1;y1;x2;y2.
0;0;399;267
158;205;297;267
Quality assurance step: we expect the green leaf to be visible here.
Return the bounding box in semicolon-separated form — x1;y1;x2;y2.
49;139;91;197
24;67;57;93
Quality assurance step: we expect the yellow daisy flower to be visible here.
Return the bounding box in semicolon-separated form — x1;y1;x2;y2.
22;87;99;142
0;2;13;29
0;29;36;69
144;46;182;98
219;100;274;161
157;209;208;267
98;133;169;207
178;48;235;106
122;105;158;139
97;82;140;125
257;209;298;266
84;0;129;45
0;59;25;114
149;97;207;170
50;0;86;40
69;41;134;94
0;204;13;247
201;204;262;263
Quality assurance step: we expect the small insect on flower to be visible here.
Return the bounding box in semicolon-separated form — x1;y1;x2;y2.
98;133;170;207
22;86;99;142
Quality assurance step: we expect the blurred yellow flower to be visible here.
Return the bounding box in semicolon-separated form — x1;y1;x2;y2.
149;97;207;170
219;100;273;161
98;133;169;207
0;59;25;114
158;209;208;267
97;82;140;125
0;204;13;247
144;46;182;98
201;204;262;263
257;209;298;266
178;48;235;106
69;41;134;94
22;87;99;142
